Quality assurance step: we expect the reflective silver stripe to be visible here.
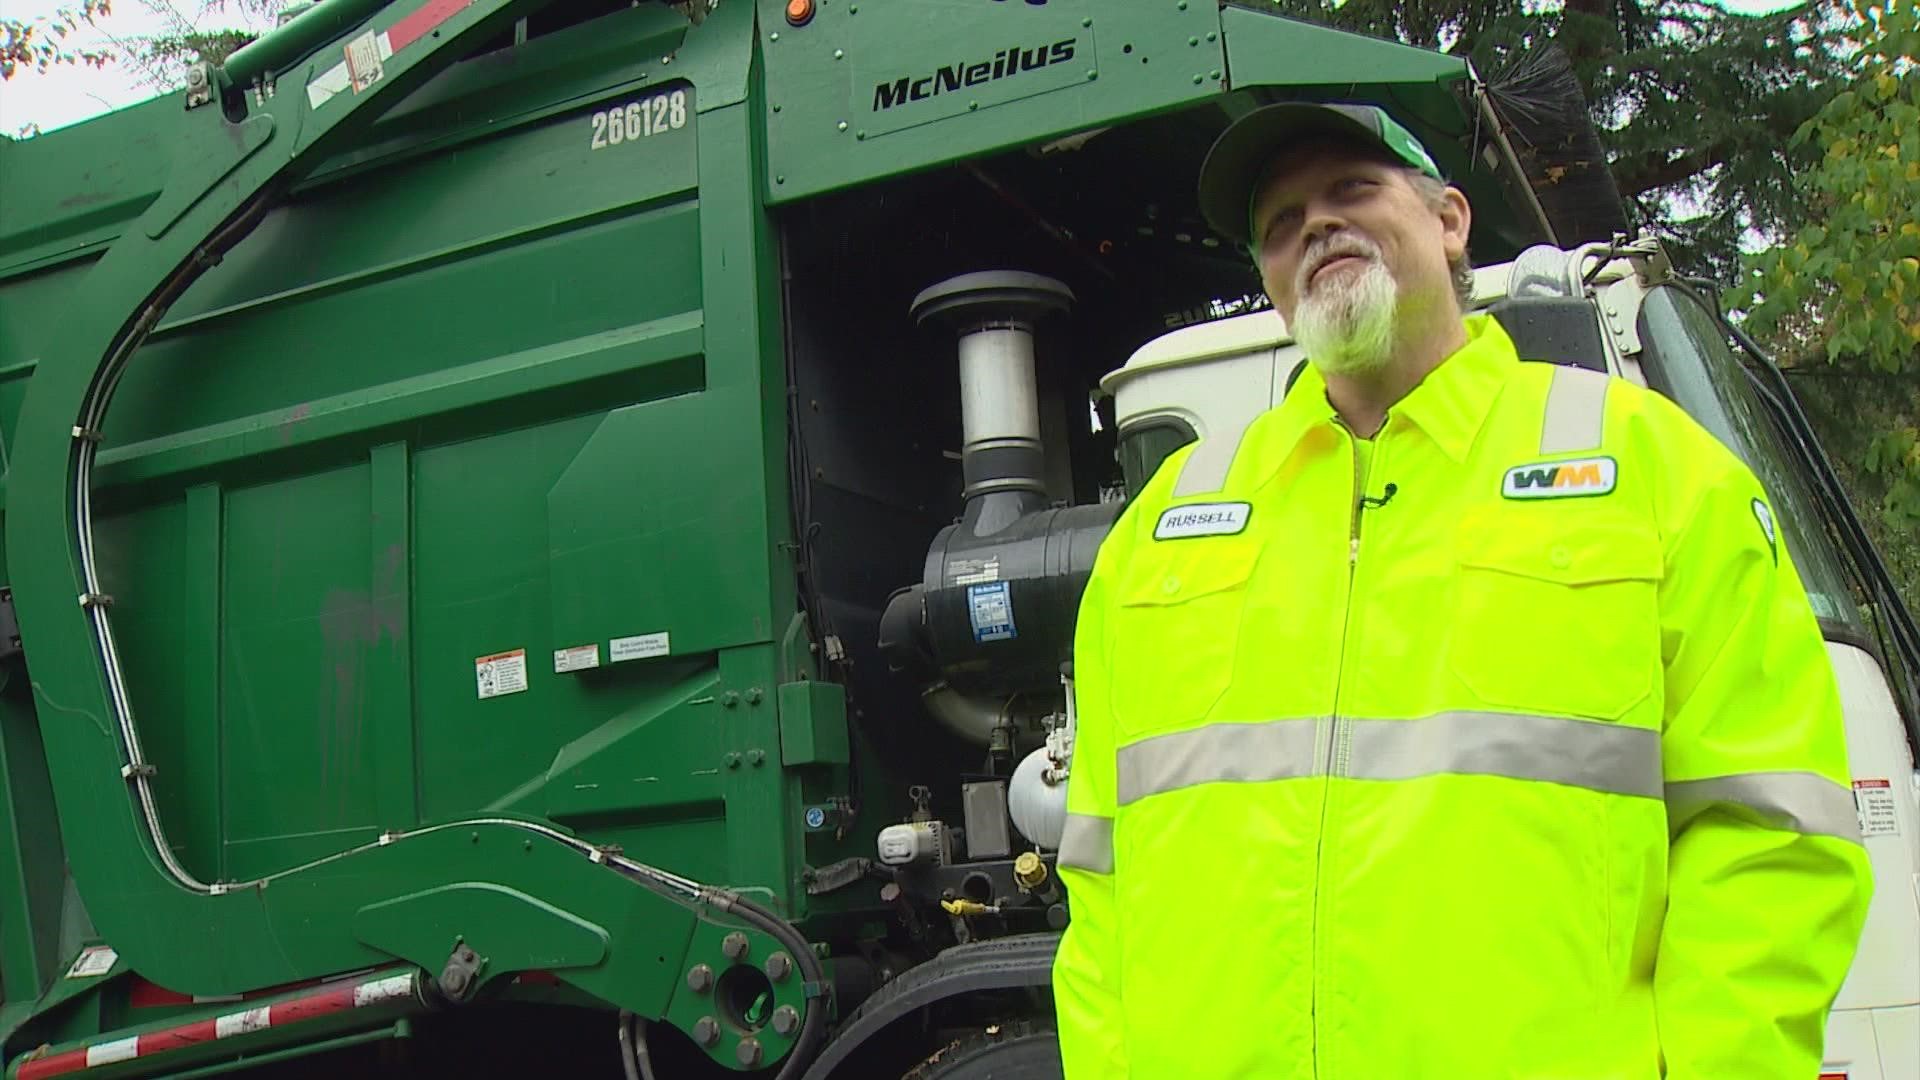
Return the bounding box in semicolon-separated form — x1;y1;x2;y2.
1539;364;1610;454
1666;772;1864;843
1058;812;1116;874
1117;717;1321;805
1347;710;1662;798
1115;711;1659;805
1173;428;1249;497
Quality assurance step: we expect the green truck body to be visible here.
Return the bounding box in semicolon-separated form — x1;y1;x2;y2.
14;2;1892;1077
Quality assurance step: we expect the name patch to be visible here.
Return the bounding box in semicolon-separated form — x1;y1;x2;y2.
1502;457;1617;500
1155;502;1252;540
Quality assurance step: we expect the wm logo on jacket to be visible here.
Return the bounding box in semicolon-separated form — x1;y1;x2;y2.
1502;456;1618;499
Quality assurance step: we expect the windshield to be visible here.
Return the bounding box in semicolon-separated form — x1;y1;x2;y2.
1635;286;1867;636
1117;417;1198;499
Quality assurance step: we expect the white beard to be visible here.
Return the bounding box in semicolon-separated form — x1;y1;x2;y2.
1292;252;1397;377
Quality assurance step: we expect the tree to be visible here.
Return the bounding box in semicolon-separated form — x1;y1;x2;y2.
1730;0;1920;604
1258;1;1858;279
1;0;283;95
1;1;113;79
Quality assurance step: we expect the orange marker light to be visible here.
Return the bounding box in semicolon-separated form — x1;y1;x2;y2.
786;0;815;26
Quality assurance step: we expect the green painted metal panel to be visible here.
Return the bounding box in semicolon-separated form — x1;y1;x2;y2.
777;680;849;767
355;884;610;972
760;0;1225;202
1220;5;1465;92
0;2;806;1052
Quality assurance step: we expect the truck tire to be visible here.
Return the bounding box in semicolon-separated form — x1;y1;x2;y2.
906;1021;1063;1080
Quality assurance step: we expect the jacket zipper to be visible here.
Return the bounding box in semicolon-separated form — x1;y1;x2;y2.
1311;417;1382;1079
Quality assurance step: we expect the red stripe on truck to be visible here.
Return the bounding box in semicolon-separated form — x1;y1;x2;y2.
387;0;475;53
10;971;415;1079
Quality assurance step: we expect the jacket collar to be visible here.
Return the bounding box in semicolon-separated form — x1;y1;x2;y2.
1251;313;1518;482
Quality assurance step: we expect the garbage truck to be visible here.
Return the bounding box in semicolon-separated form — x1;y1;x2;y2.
0;1;1914;1077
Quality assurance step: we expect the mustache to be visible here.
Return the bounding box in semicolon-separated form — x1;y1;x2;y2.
1296;233;1383;295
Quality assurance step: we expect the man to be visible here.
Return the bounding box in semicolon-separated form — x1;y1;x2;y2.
1051;102;1871;1078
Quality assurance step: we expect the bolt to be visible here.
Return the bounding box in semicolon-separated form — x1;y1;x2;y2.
737;1038;763;1067
726;752;743;769
771;1005;800;1036
833;49;844;60
745;687;764;705
523;839;532;852
1082;17;1092;27
1177;0;1189;9
837;121;849;132
747;748;767;767
1086;69;1098;80
1193;74;1204;85
765;952;793;982
1207;31;1217;41
693;1016;720;1047
856;131;866;139
687;963;715;993
769;32;780;42
441;967;470;996
1210;69;1222;80
772;103;782;112
776;175;786;185
187;67;207;88
850;3;859;11
722;691;740;708
879;882;902;903
1189;36;1199;46
722;931;750;961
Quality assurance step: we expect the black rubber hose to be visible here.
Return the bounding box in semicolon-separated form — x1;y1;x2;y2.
618;1011;660;1080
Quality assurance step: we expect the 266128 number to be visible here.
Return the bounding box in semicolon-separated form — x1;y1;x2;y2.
590;89;689;150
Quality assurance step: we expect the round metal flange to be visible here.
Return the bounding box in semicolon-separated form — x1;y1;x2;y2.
909;271;1075;334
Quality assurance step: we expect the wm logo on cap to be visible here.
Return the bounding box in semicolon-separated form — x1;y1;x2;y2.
1502;457;1618;500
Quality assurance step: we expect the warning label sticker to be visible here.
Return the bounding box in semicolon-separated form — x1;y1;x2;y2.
611;632;671;663
949;557;1002;587
475;649;529;699
344;31;385;93
1854;778;1899;837
554;644;600;673
67;945;118;979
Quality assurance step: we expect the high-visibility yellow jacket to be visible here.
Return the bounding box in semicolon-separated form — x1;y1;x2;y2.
1053;314;1872;1079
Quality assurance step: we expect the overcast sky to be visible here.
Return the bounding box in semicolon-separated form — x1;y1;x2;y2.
1;0;1813;137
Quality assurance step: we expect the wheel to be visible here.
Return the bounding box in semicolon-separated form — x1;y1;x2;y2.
905;1020;1063;1080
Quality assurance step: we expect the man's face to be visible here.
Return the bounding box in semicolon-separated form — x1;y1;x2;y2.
1248;141;1470;373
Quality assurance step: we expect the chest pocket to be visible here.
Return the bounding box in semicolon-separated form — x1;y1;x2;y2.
1108;540;1260;739
1446;516;1663;722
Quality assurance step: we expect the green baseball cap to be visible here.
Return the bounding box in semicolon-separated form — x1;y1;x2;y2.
1196;101;1446;245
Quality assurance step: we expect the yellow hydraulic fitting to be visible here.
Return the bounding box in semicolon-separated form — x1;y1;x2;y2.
940;898;998;917
1013;851;1049;890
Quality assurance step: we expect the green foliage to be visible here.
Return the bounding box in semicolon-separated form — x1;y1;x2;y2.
2;1;278;93
1730;0;1919;603
0;1;113;79
1256;1;1857;280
